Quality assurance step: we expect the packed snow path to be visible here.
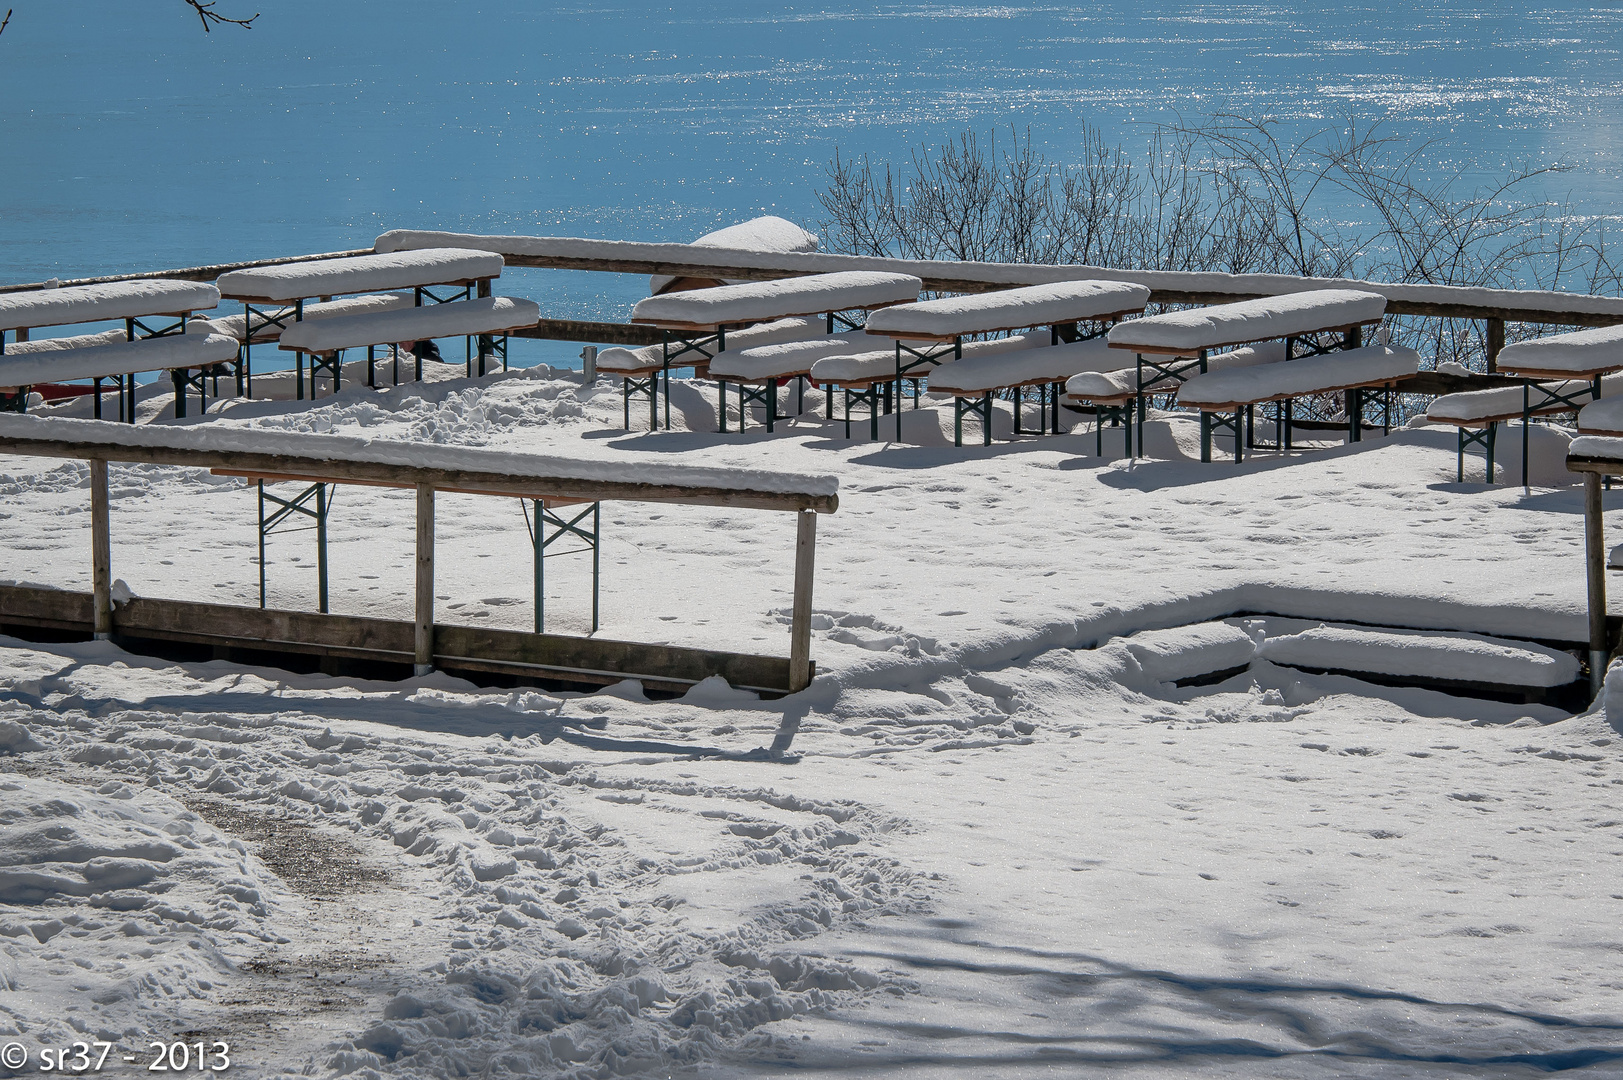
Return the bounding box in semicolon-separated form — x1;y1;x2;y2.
1;367;1621;1077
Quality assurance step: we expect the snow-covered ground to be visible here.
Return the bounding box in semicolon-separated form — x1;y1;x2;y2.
3;364;1622;1078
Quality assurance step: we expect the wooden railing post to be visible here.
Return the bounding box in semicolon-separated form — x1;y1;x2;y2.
789;509;817;692
415;483;435;676
1486;316;1505;374
89;458;111;640
1587;472;1609;700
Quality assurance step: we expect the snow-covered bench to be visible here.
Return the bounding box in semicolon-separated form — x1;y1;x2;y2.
597;316;830;430
854;280;1151;444
924;337;1121;446
1426;375;1623;482
0;332;240;420
1104;289;1388;458
276;296;542;399
0;279;224;421
1064;343;1284;457
1179;345;1419;462
1578;393;1623;437
625;271;922;431
1492;324;1623;486
707;333;865;432
216;248;509;399
810;332;1048;441
204;292;417;392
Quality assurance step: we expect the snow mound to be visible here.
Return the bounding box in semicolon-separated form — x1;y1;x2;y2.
1258;625;1580;687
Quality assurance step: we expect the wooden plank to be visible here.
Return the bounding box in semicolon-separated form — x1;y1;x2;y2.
415;483;434;676
0;584;93;629
432;625;800;695
0;585;806;693
0;433;839;513
89;459;111;639
789;510;816;692
511;319;664;347
1586;472;1608;698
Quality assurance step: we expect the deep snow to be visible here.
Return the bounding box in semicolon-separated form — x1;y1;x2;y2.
2;364;1622;1078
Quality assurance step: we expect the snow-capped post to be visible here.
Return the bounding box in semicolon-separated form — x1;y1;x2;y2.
1586;471;1607;698
89;458;111;639
789;509;816;692
415;483;435;676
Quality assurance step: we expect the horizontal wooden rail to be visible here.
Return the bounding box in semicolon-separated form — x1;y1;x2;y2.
0;429;838;514
0;585;811;696
9;237;1623;330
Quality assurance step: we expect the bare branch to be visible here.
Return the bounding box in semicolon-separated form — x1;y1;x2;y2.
182;0;258;31
0;9;11;37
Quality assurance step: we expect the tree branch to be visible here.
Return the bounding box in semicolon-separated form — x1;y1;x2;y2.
0;10;11;37
182;0;258;31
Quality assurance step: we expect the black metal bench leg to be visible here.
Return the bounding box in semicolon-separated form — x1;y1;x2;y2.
983;392;993;447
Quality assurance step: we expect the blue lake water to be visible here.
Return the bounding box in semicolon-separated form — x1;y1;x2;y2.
3;1;1621;366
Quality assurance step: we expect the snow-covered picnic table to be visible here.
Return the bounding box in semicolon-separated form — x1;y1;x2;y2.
622;271;923;431
1488;324;1623;486
848;280;1151;444
810;333;1049;441
1102;289;1390;461
274;296;542;399
214;248;514;400
1428;373;1623;483
0;279;225;421
924;337;1120;446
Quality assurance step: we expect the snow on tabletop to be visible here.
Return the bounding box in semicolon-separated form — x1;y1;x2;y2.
1064;341;1287;400
1177;345;1419;407
277;297;541;354
810;331;1046;384
650;216;819;293
595;316;827;374
0;333;239;386
865;280;1151;338
0;413;838;498
376;229;1623;318
631;272;921;327
3;328;130;354
1111;621;1257;684
205;292;415;343
1497;323;1623;375
926;337;1119;393
1579;394;1623;435
709;333;865;381
1258;624;1580;687
1107;290;1388;352
1429;373;1623;424
0;279;220;331
214;249;505;303
1568;434;1623;461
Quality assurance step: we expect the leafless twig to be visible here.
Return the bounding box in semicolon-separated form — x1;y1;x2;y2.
0;10;12;37
182;0;258;31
